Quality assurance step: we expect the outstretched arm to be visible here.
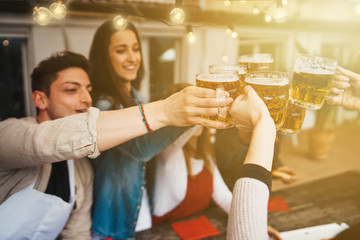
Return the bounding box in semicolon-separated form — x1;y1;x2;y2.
0;86;232;168
115;126;200;163
227;86;277;240
97;86;233;151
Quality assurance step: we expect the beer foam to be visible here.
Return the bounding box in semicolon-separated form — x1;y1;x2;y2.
210;65;246;74
296;68;334;75
238;54;273;63
196;73;239;82
247;59;274;63
245;77;289;86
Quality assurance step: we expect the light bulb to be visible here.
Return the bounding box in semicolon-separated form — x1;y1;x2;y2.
253;7;259;15
3;39;9;47
222;55;229;62
264;14;272;23
282;0;288;6
224;0;231;7
274;7;287;23
231;31;238;39
225;28;232;35
50;1;67;19
187;32;196;43
33;6;52;26
113;15;128;30
170;7;185;24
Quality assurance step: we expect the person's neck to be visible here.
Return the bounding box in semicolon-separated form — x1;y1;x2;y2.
36;111;51;123
124;82;132;95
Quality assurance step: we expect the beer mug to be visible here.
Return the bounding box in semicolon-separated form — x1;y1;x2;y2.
238;53;274;73
196;72;239;128
209;64;247;92
278;101;307;135
245;71;289;129
291;54;337;110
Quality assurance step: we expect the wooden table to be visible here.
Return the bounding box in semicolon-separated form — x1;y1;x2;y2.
268;170;360;232
136;170;360;239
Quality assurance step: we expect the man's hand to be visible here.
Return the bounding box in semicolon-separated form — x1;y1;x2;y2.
162;86;234;129
327;66;360;112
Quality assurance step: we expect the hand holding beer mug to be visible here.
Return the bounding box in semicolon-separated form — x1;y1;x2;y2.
245;71;289;129
291;54;337;110
278;101;307;135
196;72;239;128
238;53;274;73
230;85;275;133
209;64;247;92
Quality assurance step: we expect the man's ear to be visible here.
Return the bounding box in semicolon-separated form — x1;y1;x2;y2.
32;90;48;110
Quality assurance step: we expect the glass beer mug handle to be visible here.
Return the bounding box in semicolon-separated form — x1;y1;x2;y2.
216;86;227;120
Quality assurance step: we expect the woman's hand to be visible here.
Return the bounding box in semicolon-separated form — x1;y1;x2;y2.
160;86;234;129
230;85;274;134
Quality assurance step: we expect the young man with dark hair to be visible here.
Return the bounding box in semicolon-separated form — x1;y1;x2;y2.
0;51;96;239
0;51;232;239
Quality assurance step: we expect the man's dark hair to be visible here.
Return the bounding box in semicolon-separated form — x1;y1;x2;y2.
31;51;91;96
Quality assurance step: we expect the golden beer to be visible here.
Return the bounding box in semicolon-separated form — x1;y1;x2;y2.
290;54;337;110
196;73;240;128
291;70;335;110
238;54;274;73
209;64;247;92
279;102;306;135
245;71;289;129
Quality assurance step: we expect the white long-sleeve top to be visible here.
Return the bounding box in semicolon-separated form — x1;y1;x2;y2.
152;126;233;217
227;177;270;240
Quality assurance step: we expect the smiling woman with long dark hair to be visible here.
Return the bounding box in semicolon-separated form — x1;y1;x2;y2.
88;20;199;240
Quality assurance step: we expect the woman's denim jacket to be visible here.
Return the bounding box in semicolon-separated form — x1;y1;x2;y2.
91;89;187;239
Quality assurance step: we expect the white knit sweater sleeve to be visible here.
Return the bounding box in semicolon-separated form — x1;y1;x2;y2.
227;177;270;240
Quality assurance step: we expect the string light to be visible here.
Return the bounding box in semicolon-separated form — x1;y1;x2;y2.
3;39;9;47
252;6;260;15
113;14;128;30
33;6;52;26
231;31;238;39
264;14;272;23
170;0;185;24
224;0;231;7
170;8;185;24
225;26;233;35
50;0;67;19
25;0;290;29
187;32;196;43
186;25;196;43
273;7;287;23
25;0;52;26
222;55;229;62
